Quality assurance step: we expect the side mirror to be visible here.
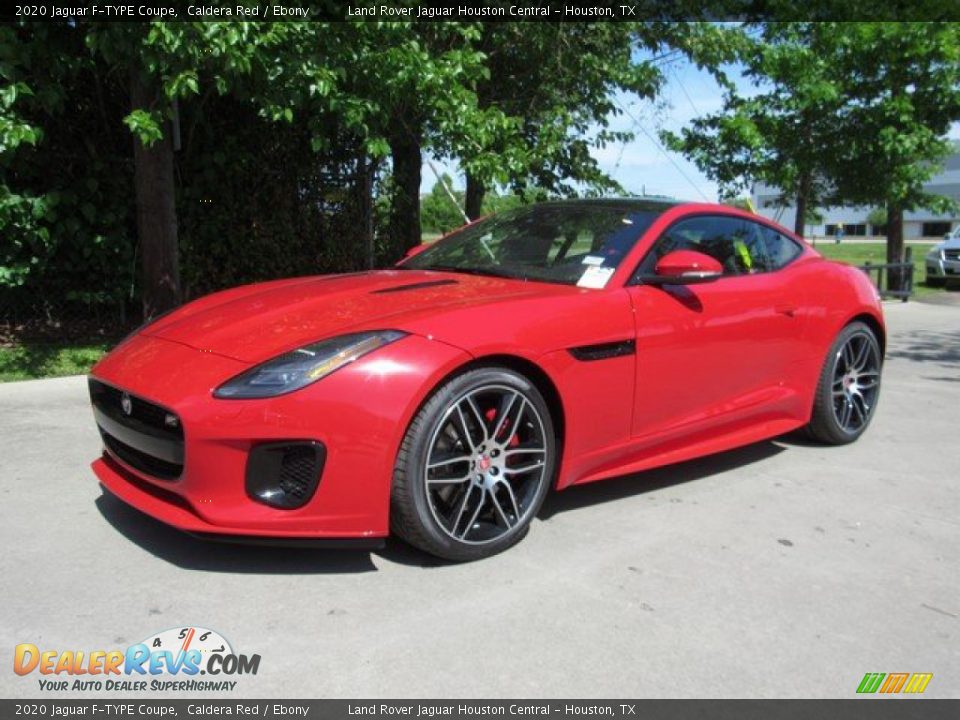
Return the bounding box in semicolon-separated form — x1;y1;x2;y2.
647;250;723;284
400;243;430;262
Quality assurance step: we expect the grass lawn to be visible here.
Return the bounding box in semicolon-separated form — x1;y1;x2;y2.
0;342;110;382
810;241;943;298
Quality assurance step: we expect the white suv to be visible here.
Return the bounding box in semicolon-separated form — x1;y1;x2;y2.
926;226;960;285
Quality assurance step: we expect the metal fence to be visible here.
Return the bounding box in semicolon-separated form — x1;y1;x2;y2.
859;247;915;302
0;293;130;342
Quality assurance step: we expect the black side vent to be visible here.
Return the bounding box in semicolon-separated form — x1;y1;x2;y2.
245;441;326;510
371;279;459;294
568;339;636;362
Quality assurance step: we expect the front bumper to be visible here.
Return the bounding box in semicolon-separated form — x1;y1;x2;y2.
89;333;470;540
926;256;960;277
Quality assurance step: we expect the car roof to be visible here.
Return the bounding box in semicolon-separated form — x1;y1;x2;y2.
534;197;684;213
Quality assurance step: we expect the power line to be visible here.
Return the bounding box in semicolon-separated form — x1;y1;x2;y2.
671;66;701;117
614;99;711;202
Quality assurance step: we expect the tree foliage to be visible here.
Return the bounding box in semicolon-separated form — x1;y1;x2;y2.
458;22;745;218
663;23;846;235
665;21;960;260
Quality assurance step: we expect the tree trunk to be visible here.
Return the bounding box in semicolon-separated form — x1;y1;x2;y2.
387;125;423;260
794;193;807;238
358;154;375;270
465;171;486;220
794;171;811;237
886;201;905;291
130;69;180;319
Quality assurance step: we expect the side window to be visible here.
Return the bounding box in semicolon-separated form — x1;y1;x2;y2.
635;215;759;278
730;218;770;274
759;225;803;270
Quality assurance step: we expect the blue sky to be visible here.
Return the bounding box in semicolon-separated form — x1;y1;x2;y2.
420;57;747;201
421;56;960;202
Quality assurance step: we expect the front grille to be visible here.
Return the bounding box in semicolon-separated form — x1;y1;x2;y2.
944;249;960;261
89;380;179;433
89;378;184;480
102;432;182;480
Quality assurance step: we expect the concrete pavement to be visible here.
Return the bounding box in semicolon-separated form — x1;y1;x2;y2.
1;301;958;698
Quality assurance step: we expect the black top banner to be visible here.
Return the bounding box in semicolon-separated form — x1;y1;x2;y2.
3;0;960;23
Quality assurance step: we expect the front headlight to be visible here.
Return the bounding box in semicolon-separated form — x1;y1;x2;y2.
927;244;945;261
213;330;407;399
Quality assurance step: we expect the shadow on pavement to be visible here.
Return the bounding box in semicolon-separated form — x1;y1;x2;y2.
96;438;807;570
95;492;378;574
886;328;960;368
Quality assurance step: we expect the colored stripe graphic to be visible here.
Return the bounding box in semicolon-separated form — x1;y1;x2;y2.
879;673;909;693
856;672;933;694
857;673;886;693
903;673;933;694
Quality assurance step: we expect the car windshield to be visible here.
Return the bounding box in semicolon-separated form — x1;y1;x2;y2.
401;201;666;286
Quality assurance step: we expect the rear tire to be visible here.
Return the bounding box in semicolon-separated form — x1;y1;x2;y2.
805;321;882;445
391;367;556;562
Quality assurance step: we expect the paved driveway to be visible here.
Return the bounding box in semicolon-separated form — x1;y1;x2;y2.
1;302;958;698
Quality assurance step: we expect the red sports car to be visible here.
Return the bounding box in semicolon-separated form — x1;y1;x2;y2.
89;199;884;561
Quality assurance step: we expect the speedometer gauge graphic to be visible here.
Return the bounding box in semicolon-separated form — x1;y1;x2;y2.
140;626;233;662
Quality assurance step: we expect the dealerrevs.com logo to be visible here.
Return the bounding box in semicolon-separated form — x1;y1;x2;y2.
14;626;261;692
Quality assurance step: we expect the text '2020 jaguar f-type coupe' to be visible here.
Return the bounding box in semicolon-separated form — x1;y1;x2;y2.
89;199;884;560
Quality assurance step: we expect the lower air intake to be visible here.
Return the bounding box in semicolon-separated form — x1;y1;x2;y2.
245;441;325;509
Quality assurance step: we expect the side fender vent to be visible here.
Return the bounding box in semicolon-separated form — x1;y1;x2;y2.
568;339;636;362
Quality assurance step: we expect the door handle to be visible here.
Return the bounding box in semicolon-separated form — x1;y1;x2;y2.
775;304;797;317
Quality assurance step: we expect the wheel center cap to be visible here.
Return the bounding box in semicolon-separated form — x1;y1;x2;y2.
478;455;491;471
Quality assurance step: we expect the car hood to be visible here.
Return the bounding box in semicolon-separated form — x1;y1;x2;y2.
143;270;558;364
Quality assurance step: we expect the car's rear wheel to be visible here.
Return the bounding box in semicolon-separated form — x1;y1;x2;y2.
806;321;882;445
391;367;556;561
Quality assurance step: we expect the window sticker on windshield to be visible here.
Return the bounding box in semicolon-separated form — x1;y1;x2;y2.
581;255;604;266
577;266;615;289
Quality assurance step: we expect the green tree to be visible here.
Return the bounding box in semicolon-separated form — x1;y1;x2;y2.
83;21;309;315
825;22;960;284
667;20;960;276
0;18;748;318
458;22;744;219
663;23;844;237
1;23;136;314
323;22;493;258
420;174;466;235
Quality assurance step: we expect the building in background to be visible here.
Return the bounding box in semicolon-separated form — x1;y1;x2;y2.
752;148;960;240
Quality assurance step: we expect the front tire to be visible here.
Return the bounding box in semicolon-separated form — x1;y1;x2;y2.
391;367;556;562
805;321;882;445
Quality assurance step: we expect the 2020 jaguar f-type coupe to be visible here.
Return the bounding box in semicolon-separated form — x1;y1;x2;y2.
89;199;884;560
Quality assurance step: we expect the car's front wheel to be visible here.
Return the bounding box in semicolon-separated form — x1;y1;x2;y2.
806;321;882;445
391;367;556;561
